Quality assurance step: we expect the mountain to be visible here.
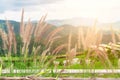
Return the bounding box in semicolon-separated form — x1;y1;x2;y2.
0;20;20;34
47;17;120;31
0;18;120;35
0;20;57;35
110;21;120;29
47;17;96;27
0;19;119;44
98;21;120;32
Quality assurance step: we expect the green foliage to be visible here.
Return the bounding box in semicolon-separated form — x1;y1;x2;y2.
0;63;2;76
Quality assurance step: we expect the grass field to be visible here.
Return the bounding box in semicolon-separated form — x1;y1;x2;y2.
0;10;120;78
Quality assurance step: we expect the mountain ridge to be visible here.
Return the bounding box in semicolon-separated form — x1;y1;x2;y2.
0;17;120;31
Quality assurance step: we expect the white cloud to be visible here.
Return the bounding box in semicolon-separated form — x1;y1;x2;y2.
0;0;120;22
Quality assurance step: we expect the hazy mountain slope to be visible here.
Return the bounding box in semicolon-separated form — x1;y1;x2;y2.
0;20;57;35
47;17;96;27
0;20;20;34
0;19;119;43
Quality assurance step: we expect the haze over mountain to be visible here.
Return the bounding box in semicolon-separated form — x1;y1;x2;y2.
0;17;120;33
0;20;20;33
0;17;120;43
47;17;97;27
47;17;120;31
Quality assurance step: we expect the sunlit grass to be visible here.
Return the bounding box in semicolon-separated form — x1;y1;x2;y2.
0;9;120;78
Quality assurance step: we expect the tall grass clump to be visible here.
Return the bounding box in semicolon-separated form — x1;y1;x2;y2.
75;21;115;70
0;9;64;77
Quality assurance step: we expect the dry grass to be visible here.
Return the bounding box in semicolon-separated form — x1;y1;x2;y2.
64;20;114;67
66;30;77;64
1;20;17;56
75;21;116;69
92;46;113;69
52;44;67;55
0;9;64;64
110;26;116;44
0;29;8;50
77;26;102;50
0;9;68;76
0;9;120;75
46;27;64;48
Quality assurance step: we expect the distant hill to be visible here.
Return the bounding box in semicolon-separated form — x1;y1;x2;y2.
0;20;20;34
0;19;119;43
0;18;120;35
47;18;120;32
0;20;56;35
47;17;97;27
106;21;120;29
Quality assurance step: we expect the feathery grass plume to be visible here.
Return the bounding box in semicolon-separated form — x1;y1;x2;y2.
77;20;103;60
40;48;50;64
35;23;47;41
80;27;90;50
84;19;97;48
93;46;113;69
96;32;103;47
89;20;98;45
108;42;120;58
85;27;91;48
66;29;72;62
6;21;12;56
36;56;56;77
111;43;120;53
80;27;85;50
37;24;51;44
12;27;17;54
77;27;81;49
80;21;102;51
109;26;119;58
22;19;33;54
20;9;24;39
46;27;64;42
0;29;8;50
6;20;17;56
52;44;67;55
21;20;34;63
67;47;77;65
46;27;64;48
0;9;64;77
86;48;92;60
20;9;34;55
33;46;41;58
74;44;77;55
85;26;98;48
46;36;61;48
110;25;116;44
67;29;72;53
33;46;41;65
33;16;44;37
34;14;47;42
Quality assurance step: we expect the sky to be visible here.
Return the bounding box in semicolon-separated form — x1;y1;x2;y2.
0;0;120;23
